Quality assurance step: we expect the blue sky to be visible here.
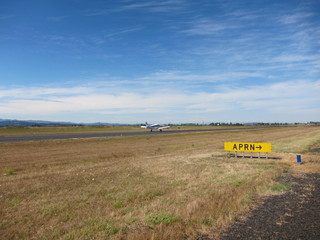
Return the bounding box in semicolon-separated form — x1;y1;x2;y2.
0;0;319;124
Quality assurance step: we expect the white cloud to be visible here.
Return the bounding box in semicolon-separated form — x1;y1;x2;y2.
0;79;319;123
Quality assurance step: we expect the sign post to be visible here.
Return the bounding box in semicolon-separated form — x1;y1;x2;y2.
224;142;272;159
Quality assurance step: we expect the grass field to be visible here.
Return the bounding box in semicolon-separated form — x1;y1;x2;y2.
0;124;287;135
0;125;140;135
1;126;320;239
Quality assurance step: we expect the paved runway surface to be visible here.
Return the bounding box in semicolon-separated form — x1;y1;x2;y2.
0;127;275;143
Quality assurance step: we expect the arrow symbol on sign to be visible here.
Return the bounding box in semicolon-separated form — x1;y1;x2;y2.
256;145;262;150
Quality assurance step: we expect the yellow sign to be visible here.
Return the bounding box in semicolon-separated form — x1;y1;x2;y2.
224;142;272;153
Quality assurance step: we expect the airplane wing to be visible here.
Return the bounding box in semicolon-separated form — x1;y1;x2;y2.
158;126;170;129
150;124;170;130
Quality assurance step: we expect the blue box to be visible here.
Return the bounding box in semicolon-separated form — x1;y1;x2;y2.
297;155;302;163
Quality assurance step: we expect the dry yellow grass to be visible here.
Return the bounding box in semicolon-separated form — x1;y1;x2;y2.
1;126;320;239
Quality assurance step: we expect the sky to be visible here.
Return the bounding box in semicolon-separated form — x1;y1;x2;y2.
0;0;319;124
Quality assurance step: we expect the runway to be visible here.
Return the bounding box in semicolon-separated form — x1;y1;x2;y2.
0;126;276;143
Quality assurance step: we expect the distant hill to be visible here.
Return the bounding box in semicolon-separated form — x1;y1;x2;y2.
0;119;83;127
0;119;138;127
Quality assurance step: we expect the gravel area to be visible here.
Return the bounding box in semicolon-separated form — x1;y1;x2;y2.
219;173;320;240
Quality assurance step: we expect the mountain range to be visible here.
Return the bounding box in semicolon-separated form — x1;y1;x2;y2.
0;119;125;127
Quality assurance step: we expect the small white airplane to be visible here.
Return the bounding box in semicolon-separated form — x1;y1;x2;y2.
140;122;170;131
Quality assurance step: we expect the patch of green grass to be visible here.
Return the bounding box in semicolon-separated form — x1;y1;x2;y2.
112;201;125;209
141;189;167;200
120;207;133;216
270;174;291;192
282;168;289;173
271;183;290;192
79;219;119;238
126;217;138;224
232;179;246;187
218;174;247;187
98;221;119;235
3;168;16;176
145;212;180;226
6;197;22;207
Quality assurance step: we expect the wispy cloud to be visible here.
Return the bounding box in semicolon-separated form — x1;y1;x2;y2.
272;54;319;63
118;0;187;12
278;12;314;25
0;86;93;99
181;18;234;35
84;0;188;16
143;70;263;83
225;9;261;21
106;27;144;38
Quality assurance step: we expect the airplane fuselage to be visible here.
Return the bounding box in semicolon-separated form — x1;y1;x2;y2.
141;122;170;131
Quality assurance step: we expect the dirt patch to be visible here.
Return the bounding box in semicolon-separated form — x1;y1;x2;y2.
218;173;320;239
215;148;320;240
